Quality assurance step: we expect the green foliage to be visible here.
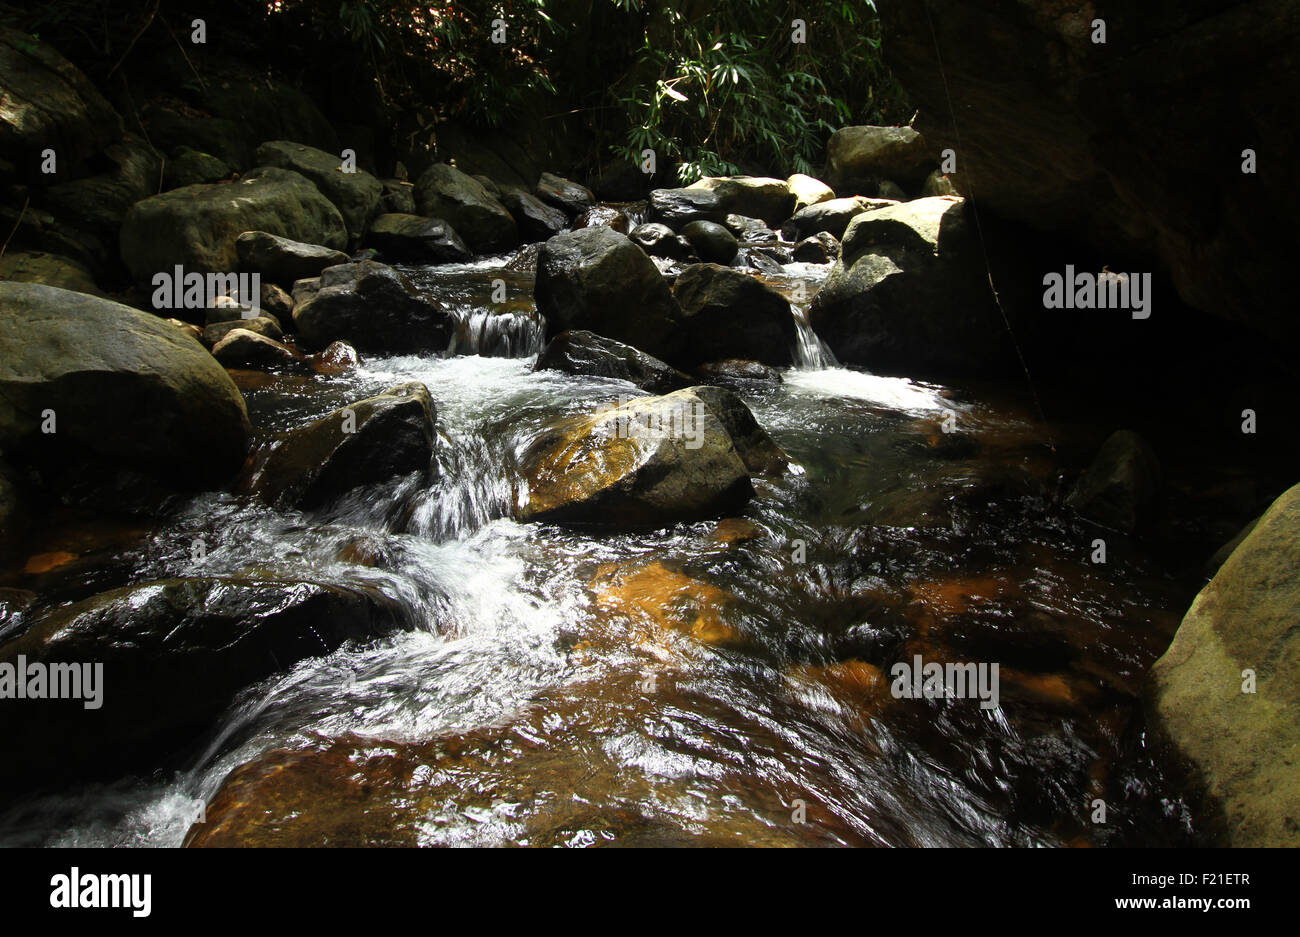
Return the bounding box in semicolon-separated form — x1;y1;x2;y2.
609;0;904;183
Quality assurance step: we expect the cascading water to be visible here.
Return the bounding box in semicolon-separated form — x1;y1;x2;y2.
0;235;1192;849
790;302;838;370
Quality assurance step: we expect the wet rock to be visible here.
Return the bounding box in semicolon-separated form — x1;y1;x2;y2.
246;382;435;509
519;389;753;527
292;261;452;353
0;250;105;297
648;187;727;227
723;214;776;242
202;315;283;346
535;330;692;393
809;196;1007;378
160;147;231;191
499;188;569;242
670;263;796;367
787;173;836;213
591;559;746;647
1147;482;1300;846
121;168;347;284
740;248;786;274
310;340;362;375
792;231;840;264
0;576;405;792
572;206;630;233
680;220;738;265
0;283;250;487
364;213;472;264
825;125;933;194
535;172;595;217
414;163;517;253
0;26;120;175
685;385;791;476
255;140;383;240
781;196;892;240
629;222;690;260
235;230;351;287
211;329;302;370
1067;430;1162;535
693;359;783;391
685;176;796;227
535;227;682;362
505;241;543;272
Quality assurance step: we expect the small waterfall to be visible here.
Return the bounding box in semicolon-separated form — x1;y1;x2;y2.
790;303;838;370
445;306;545;358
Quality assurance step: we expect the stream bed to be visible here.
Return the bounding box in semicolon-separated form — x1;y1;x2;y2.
0;249;1201;847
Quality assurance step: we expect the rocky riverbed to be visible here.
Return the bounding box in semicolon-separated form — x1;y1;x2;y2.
0;23;1297;847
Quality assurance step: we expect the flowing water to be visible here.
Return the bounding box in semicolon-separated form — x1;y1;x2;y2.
0;240;1199;848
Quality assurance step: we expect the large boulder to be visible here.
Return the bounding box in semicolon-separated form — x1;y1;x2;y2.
235;230;350;286
518;389;753;527
792;232;840;264
1067;430;1162;534
535;172;595;217
670;264;797;368
781;196;892;240
120;168;347;284
685;176;796;227
499;188;569;242
364;213;472;264
0;283;249;487
808;196;1007;378
0;27;121;176
874;0;1299;347
1147;482;1300;847
413;163;517;253
680;220;738;265
787;173;836;214
824;125;933;194
648;187;728;227
534;330;692;393
255;140;384;241
629;222;690;260
535;227;682;361
292;261;452;353
246;383;435;509
0;576;404;792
